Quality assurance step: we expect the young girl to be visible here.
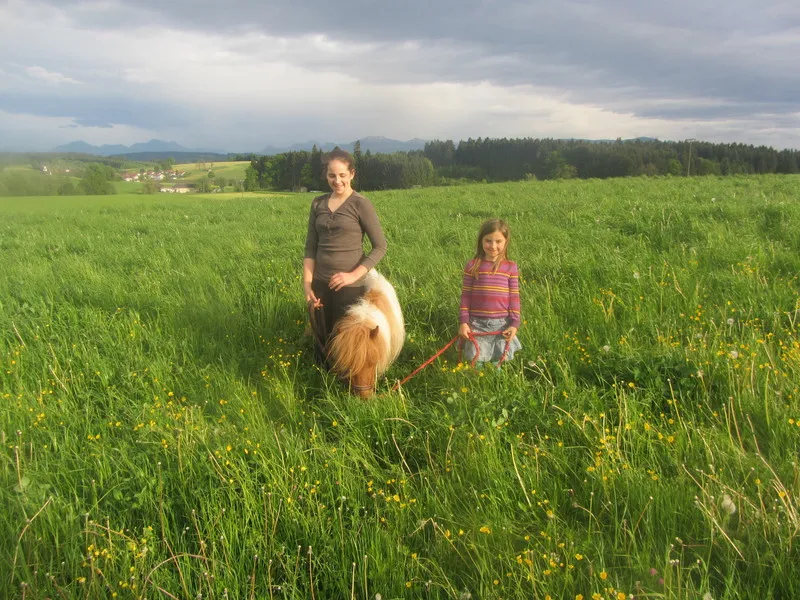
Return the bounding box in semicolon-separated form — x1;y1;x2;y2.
458;219;522;363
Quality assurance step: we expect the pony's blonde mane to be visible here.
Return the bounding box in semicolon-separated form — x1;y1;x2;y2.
327;270;404;381
328;317;386;376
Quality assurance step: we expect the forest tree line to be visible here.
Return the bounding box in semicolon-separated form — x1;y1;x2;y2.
243;141;435;192
243;137;800;192
2;136;798;196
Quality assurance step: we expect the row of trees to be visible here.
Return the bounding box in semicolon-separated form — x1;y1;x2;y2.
0;163;117;196
424;138;800;182
242;137;800;193
244;142;435;192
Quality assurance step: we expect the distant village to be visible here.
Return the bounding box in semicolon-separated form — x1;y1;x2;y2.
121;169;196;193
27;160;241;195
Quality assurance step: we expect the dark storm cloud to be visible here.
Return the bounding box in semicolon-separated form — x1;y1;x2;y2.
3;0;799;150
0;92;195;131
32;0;800;123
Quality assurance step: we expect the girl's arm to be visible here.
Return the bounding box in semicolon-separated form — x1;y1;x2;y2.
502;262;521;339
459;262;473;338
508;262;521;327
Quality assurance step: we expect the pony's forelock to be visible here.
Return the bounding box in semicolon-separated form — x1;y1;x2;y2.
328;317;386;376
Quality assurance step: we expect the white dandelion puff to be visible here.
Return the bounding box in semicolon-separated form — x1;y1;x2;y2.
721;494;736;515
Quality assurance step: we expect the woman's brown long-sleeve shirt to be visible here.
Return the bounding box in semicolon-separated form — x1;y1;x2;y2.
303;192;387;287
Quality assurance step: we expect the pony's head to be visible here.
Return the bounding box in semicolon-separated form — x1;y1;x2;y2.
327;319;387;398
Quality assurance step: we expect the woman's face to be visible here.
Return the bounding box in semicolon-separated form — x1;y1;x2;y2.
326;159;354;195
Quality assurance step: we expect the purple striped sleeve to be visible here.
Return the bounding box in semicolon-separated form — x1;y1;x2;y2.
508;262;521;327
459;260;475;324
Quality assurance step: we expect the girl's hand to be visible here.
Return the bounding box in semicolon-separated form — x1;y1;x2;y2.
502;326;518;340
304;283;322;309
329;271;357;291
459;323;472;340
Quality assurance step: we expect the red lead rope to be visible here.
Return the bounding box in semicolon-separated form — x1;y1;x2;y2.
390;331;510;392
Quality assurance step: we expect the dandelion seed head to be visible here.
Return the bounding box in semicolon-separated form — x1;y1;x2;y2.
721;494;736;515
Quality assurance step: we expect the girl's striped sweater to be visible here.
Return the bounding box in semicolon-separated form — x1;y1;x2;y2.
459;259;521;327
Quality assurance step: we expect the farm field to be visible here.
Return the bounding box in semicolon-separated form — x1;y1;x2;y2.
173;160;250;184
1;175;799;599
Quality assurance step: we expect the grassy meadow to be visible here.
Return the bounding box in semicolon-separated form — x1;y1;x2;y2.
1;176;799;599
173;161;250;184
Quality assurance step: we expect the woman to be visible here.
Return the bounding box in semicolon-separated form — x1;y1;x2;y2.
303;149;387;364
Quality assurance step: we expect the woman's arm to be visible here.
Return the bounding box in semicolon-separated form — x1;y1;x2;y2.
303;258;321;306
328;265;368;291
357;197;387;271
303;201;321;306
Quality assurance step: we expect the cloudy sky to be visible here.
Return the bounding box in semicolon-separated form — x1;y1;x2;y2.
1;0;799;152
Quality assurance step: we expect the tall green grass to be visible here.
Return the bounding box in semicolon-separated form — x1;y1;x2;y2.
1;176;799;599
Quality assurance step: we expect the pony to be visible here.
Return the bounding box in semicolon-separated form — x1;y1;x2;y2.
326;270;404;398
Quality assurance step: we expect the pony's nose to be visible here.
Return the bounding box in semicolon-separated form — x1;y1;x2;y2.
357;387;375;399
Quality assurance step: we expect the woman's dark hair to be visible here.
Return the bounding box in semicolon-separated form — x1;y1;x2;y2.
323;148;355;172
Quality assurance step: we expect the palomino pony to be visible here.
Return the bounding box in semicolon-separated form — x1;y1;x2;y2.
326;270;404;398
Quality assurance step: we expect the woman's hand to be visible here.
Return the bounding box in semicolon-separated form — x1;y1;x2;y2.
502;326;518;340
329;271;358;291
458;323;472;340
304;283;322;308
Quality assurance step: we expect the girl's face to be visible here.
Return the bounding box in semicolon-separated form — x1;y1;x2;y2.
481;230;507;260
327;159;354;196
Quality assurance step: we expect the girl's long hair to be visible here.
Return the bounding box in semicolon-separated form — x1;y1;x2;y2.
468;219;511;278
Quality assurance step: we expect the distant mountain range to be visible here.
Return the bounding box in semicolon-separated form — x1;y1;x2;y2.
50;135;659;159
51;136;429;157
53;139;225;156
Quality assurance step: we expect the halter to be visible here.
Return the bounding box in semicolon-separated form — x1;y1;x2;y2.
337;370;376;395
